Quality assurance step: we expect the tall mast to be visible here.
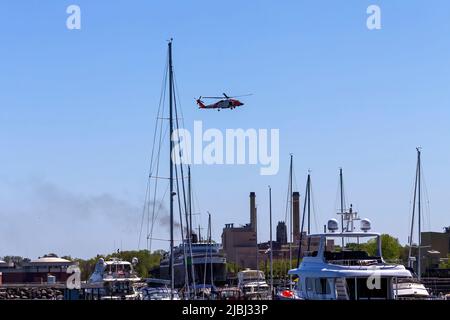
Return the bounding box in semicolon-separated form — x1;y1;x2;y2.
296;171;311;264
255;202;259;285
289;154;293;290
408;158;418;268
408;148;422;278
187;166;196;296
307;173;311;235
269;185;274;296
417;148;422;280
168;39;175;297
339;168;344;248
188;166;193;240
306;172;312;253
209;213;213;286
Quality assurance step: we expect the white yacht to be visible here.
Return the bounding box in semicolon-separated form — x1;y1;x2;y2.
393;277;429;299
87;257;141;300
159;241;227;287
237;269;271;300
288;210;420;300
139;278;180;300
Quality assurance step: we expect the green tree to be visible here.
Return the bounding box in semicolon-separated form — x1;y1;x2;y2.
345;242;368;251
226;262;240;274
1;256;25;266
365;234;403;261
439;254;450;269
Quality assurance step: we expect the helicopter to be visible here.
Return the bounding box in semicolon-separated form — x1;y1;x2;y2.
196;93;251;111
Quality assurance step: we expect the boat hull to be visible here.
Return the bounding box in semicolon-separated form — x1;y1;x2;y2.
159;261;227;287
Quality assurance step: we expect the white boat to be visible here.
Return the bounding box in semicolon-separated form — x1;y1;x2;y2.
139;279;180;300
87;257;141;300
140;287;180;300
288;212;419;300
395;148;430;299
238;269;272;300
159;241;227;287
393;277;429;299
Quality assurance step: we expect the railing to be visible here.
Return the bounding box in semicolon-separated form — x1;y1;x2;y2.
326;259;379;266
421;277;450;295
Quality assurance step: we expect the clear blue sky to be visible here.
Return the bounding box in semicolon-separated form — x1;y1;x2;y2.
0;1;449;259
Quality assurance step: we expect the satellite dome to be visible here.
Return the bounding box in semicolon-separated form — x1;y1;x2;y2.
327;219;339;232
361;218;371;232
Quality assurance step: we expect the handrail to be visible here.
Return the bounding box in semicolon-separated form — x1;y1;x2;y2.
326;259;379;266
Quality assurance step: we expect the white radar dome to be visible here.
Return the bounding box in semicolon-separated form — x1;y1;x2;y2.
361;218;371;232
327;219;339;232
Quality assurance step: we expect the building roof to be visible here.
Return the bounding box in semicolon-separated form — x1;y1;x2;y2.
104;260;131;265
30;256;72;264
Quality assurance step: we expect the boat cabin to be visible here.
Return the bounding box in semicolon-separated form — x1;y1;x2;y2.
289;219;413;300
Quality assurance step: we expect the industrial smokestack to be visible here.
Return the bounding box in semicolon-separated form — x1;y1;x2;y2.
250;192;256;232
276;221;287;244
293;192;300;242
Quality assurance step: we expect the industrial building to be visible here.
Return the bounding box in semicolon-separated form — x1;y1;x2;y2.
420;227;450;275
221;192;258;269
221;191;332;270
421;227;450;259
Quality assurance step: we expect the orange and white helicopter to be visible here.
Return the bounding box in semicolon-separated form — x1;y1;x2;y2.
196;93;251;111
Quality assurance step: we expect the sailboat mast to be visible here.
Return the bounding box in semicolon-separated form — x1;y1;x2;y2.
307;173;311;235
408;154;419;267
417;148;422;280
339;168;344;248
209;213;213;286
269;185;274;295
188;166;193;240
296;171;311;263
289;154;293;290
186;166;196;296
168;39;175;297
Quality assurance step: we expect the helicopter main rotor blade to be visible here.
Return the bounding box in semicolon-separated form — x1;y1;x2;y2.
200;93;253;99
228;93;253;98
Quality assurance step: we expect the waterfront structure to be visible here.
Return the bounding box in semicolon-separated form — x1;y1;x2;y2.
0;254;75;284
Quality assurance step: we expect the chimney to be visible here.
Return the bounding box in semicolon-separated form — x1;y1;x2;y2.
293;192;300;242
250;192;257;232
276;221;287;244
